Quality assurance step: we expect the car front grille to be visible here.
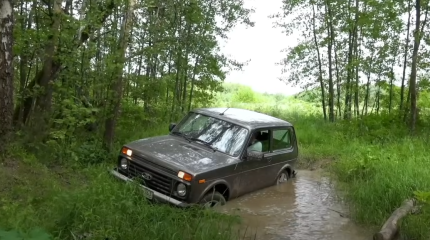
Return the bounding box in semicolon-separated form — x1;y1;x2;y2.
127;160;174;196
132;155;177;175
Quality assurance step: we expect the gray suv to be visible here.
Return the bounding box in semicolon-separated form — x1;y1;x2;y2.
111;107;298;208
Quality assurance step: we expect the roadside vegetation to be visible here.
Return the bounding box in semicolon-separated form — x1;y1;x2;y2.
217;83;430;239
1;0;430;239
2;82;430;239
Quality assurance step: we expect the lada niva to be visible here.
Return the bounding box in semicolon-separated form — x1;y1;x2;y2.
111;107;298;208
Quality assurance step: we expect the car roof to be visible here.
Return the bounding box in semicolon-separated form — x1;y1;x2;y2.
191;107;293;129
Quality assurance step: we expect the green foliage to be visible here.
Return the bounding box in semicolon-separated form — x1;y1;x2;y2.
11;0;254;155
232;86;258;103
215;83;430;239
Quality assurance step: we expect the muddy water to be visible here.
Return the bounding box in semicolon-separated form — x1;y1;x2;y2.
218;170;373;240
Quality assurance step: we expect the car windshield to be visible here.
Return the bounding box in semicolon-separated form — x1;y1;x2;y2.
172;112;249;157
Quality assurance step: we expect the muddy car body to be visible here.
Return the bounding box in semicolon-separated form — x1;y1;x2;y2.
111;107;298;207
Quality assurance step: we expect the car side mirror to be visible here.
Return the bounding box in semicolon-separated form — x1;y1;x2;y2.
246;150;264;161
169;123;176;132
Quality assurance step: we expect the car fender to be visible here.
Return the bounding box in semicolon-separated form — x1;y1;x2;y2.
198;179;231;201
276;163;293;177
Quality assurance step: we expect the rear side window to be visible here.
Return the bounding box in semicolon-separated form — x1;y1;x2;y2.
272;129;292;151
247;129;270;153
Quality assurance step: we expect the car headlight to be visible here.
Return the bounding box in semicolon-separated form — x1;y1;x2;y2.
177;170;193;181
121;147;132;157
177;183;186;197
120;158;128;170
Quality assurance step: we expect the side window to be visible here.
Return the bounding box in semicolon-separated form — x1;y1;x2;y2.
247;129;270;153
272;129;292;151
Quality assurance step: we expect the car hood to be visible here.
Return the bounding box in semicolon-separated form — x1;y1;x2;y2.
125;135;240;175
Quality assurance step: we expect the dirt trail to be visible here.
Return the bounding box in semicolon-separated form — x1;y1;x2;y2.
217;170;373;240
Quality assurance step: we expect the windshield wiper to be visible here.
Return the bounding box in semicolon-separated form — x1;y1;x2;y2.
171;131;192;142
190;138;217;152
172;132;217;152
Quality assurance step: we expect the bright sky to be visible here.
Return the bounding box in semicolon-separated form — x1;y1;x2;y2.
219;0;302;96
218;2;417;96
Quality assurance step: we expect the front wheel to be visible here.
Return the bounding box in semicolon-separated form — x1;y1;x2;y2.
276;170;290;185
199;191;226;208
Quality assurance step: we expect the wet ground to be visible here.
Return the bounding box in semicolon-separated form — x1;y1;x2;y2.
218;170;373;240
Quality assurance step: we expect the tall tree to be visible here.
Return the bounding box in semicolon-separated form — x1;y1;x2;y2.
409;0;428;133
0;0;14;152
325;0;335;122
400;0;412;113
103;0;136;151
311;1;327;121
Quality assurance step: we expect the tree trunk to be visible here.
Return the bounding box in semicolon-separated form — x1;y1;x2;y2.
325;0;335;122
0;0;14;151
345;0;359;119
361;39;375;116
409;0;427;133
334;41;342;117
409;24;419;132
388;67;395;113
362;64;372;116
373;199;415;240
312;3;327;120
371;71;382;114
343;0;357;120
353;25;362;118
16;0;34;126
103;0;136;151
188;57;200;111
30;0;63;135
400;0;412;113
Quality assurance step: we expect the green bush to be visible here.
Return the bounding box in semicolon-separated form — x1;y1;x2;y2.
232;86;258;103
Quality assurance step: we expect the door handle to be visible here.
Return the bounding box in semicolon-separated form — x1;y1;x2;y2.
265;157;272;162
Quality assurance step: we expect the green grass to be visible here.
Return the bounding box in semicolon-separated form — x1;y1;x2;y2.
0;158;242;240
0;127;242;240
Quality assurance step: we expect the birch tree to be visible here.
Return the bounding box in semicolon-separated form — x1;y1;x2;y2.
0;0;14;151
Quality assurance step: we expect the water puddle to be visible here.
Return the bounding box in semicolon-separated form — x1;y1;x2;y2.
218;170;373;240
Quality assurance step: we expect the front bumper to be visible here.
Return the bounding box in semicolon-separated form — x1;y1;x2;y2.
110;168;189;207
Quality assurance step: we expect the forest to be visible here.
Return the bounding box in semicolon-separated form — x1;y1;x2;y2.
0;0;430;239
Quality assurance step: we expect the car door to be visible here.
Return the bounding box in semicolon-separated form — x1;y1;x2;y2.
263;127;296;184
237;129;271;195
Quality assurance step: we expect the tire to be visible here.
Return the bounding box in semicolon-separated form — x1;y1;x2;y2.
199;191;227;208
276;169;290;185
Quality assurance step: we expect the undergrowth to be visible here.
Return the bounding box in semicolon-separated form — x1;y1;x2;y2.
0;111;241;240
2;94;430;239
0;153;241;240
